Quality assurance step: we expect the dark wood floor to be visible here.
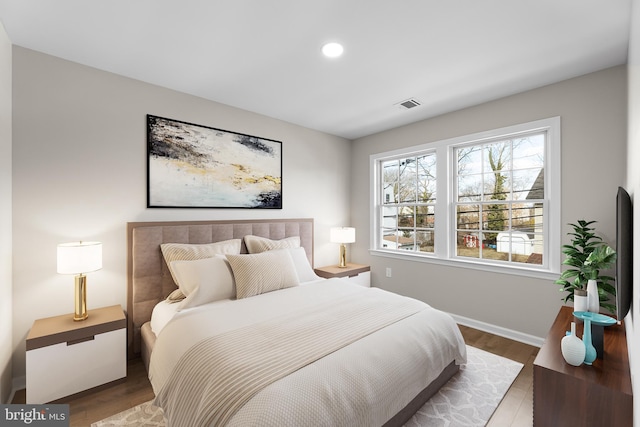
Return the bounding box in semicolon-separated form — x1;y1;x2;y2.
13;324;538;426
459;325;538;427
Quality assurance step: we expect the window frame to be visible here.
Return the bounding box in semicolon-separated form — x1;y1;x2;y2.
370;117;561;280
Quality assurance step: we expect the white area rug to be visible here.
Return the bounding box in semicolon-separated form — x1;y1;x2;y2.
93;345;522;427
404;346;523;426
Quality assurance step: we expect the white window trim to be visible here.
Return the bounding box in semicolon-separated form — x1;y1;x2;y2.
370;117;561;280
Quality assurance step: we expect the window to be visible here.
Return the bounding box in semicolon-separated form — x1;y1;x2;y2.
371;117;561;278
380;153;436;253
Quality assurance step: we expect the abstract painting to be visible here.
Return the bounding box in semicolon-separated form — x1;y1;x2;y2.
147;115;282;208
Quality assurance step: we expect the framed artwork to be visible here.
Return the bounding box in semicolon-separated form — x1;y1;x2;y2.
147;115;282;208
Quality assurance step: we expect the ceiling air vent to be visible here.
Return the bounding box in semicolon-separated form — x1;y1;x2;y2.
396;98;421;110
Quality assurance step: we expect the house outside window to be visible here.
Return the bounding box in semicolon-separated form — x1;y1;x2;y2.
371;117;561;279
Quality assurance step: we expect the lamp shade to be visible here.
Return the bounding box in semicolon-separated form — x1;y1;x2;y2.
330;227;355;244
57;241;103;275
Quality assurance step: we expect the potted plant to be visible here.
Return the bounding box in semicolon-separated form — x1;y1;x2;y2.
555;220;617;313
583;244;617;313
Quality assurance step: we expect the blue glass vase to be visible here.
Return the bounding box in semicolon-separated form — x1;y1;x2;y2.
583;317;597;365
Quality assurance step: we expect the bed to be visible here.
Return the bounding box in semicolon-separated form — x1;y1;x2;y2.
127;218;467;426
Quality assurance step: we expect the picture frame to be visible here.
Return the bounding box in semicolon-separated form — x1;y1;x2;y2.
147;115;282;208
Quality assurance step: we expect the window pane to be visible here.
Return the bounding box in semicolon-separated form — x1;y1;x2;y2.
381;230;397;249
512;168;543;201
398;208;415;228
483;203;509;244
379;154;436;256
417;154;436;202
496;231;535;263
457;231;480;258
381;206;398;229
512;203;537;233
398;158;416;203
397;230;416;251
483;172;510;201
382;159;398;181
483;244;508;261
528;203;544;234
483;141;512;174
457;146;482;175
416;205;435;228
512;134;544;170
457;204;480;230
382;160;399;204
458;174;482;201
527;233;544;265
416;230;434;253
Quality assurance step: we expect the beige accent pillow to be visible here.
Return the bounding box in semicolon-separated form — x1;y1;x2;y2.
165;289;186;304
161;239;241;284
170;255;236;311
244;235;300;254
226;250;300;299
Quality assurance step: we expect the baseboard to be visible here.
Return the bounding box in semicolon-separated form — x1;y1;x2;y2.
451;312;545;348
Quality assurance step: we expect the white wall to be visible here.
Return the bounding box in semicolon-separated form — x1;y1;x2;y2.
627;0;639;423
0;22;12;403
11;47;352;382
352;66;627;342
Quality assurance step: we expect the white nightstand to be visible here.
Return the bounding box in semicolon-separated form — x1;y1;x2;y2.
26;305;126;403
314;263;371;287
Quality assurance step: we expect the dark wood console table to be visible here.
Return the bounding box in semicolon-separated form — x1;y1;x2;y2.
533;306;632;426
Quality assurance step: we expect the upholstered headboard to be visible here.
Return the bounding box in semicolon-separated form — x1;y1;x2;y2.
126;218;314;357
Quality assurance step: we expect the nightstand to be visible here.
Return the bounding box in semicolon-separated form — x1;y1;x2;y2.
26;305;126;403
314;263;371;287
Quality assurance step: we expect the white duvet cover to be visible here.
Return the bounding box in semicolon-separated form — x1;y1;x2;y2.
149;279;467;427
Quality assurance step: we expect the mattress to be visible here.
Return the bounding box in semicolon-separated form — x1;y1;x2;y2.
148;278;467;426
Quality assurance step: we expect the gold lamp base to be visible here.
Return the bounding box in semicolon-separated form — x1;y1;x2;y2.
338;243;347;268
74;274;88;321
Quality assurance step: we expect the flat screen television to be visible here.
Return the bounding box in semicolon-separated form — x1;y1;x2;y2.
616;186;633;321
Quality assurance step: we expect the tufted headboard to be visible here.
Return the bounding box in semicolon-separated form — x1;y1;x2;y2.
126;218;314;357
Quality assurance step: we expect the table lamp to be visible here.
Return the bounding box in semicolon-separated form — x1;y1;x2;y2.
57;241;103;321
330;227;355;268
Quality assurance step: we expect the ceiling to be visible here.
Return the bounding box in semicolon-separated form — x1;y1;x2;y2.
0;0;632;140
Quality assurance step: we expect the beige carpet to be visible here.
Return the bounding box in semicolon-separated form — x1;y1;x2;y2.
93;345;522;427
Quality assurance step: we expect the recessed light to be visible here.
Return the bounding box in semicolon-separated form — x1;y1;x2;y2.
322;42;344;58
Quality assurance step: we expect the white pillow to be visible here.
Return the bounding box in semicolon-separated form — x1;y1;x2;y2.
287;246;320;283
226;250;300;299
150;300;180;335
161;239;241;284
170;255;236;311
244;235;300;253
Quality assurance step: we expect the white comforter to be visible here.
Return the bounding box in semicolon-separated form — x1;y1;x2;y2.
149;279;467;427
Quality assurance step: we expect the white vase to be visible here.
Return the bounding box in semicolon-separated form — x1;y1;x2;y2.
574;291;588;313
561;322;585;366
586;279;599;313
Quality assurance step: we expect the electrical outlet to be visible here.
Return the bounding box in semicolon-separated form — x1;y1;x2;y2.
385;267;392;278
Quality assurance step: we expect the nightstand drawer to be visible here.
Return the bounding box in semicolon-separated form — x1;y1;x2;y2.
27;328;126;403
347;271;370;287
